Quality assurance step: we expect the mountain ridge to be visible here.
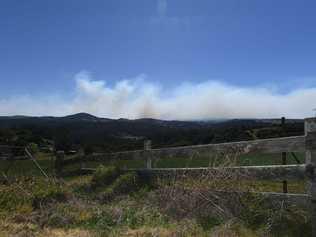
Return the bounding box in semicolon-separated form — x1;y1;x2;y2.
0;112;304;123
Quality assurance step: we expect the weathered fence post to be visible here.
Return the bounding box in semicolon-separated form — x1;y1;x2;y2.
80;157;86;169
80;149;86;169
305;117;316;236
55;150;65;176
144;140;152;169
281;117;288;193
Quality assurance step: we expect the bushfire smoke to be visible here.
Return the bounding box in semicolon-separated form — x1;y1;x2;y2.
0;71;315;120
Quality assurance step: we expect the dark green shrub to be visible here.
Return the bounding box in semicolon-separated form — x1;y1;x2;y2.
47;212;73;227
239;193;311;236
27;142;39;154
265;205;311;237
85;202;168;231
0;178;66;215
31;180;67;209
90;165;121;189
0;185;32;214
111;171;139;194
100;187;116;202
101;172;140;201
197;216;222;230
84;209;116;231
84;144;94;155
120;206;168;229
239;193;269;227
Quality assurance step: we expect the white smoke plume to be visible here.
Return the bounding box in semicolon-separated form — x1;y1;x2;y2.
0;71;315;120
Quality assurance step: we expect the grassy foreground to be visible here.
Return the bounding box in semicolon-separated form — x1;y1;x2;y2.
0;151;310;236
0;165;311;237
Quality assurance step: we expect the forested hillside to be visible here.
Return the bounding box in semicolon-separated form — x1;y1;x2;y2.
0;113;304;153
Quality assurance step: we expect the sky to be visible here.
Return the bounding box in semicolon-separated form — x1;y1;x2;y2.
1;0;316;119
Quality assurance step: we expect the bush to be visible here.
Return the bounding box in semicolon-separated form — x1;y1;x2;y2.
0;185;32;215
84;144;94;155
101;172;140;201
85;208;117;231
119;205;168;229
0;178;66;216
111;172;140;194
32;181;67;209
27;142;39;155
264;204;311;237
91;165;121;189
85;200;169;232
238;194;311;236
47;212;73;227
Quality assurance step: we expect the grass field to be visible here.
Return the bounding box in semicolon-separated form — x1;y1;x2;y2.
0;150;311;236
63;152;305;169
0;151;306;194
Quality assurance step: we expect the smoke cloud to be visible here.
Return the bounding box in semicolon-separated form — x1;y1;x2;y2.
0;71;315;120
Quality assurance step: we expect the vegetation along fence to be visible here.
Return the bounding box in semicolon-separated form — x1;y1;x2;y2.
57;117;316;236
0;145;50;179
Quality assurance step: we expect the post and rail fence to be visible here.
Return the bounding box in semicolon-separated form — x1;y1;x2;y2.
54;117;316;235
0;145;50;179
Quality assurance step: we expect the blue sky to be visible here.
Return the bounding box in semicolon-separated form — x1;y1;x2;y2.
1;0;316;119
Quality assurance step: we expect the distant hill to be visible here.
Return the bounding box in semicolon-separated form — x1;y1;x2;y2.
62;112;100;121
0;113;304;152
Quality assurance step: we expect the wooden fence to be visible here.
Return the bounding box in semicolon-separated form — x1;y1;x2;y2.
0;145;50;179
0;145;27;160
57;117;316;236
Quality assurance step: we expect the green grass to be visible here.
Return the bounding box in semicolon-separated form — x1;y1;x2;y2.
0;159;54;177
0;151;307;195
254;180;306;193
78;152;305;169
0;146;310;237
0;151;305;176
239;152;305;166
0;165;311;237
84;159;145;169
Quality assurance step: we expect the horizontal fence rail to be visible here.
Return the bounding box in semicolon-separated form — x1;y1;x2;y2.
256;192;309;208
0;145;25;149
0;145;28;160
82;135;306;162
129;164;307;181
82;164;306;181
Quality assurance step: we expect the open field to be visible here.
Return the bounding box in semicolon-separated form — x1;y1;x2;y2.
2;152;305;174
0;151;306;193
0;166;311;237
0;147;310;236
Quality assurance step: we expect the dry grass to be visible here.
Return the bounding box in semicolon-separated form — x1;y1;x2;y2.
154;150;256;220
0;220;92;237
209;221;258;237
0;149;310;237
